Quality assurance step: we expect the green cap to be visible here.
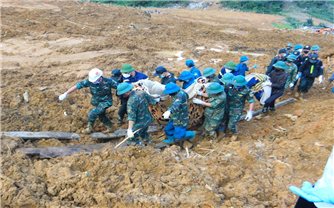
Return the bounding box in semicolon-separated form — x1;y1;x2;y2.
273;61;288;70
117;83;133;95
121;64;135;73
233;75;248;87
311;45;320;51
203;67;216;78
224;61;237;70
206;82;224;95
219;72;234;84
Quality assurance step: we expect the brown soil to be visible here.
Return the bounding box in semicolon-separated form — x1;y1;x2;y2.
1;1;334;207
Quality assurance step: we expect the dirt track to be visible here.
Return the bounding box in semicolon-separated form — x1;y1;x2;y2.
1;1;334;207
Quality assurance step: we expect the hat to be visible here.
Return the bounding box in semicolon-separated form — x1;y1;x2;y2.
311;45;320;51
117;83;133;95
224;61;237;70
111;69;121;76
203;67;216;78
206;82;224;95
303;45;311;50
294;44;303;50
121;64;135;73
185;59;195;67
273;61;288;70
233;75;248;87
178;71;194;81
278;48;287;54
309;53;318;63
240;55;249;63
287;54;297;61
163;83;180;95
88;68;103;83
219;72;234;84
287;43;293;48
154;66;167;76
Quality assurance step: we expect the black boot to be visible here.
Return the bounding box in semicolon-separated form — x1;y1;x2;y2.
269;106;276;112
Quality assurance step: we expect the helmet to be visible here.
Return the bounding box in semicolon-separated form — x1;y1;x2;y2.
311;45;320;51
303;45;311;51
111;69;121;77
88;68;103;83
240;55;249;63
287;54;297;62
203;67;216;78
117;83;133;95
163;83;181;95
121;64;135;73
206;82;224;95
233;75;248;87
278;48;287;54
185;59;195;67
154;66;167;76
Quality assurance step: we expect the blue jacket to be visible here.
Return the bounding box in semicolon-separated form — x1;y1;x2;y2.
189;67;202;79
236;63;249;76
123;71;148;83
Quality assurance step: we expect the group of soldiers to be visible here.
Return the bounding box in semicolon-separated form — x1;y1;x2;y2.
59;43;325;146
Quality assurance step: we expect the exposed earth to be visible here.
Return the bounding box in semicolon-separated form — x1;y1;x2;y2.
1;1;334;207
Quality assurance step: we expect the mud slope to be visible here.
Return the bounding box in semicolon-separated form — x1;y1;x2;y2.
1;1;334;207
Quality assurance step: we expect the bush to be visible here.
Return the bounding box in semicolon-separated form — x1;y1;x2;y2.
220;1;284;14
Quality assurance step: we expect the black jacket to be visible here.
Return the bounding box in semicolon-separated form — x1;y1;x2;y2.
299;60;323;78
269;69;288;94
266;56;286;75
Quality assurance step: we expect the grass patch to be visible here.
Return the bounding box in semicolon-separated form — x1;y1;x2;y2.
272;22;294;30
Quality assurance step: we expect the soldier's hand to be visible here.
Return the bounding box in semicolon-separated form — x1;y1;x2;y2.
59;92;68;101
127;129;134;138
163;110;171;119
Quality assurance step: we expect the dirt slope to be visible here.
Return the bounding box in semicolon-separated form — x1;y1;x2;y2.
1;1;334;207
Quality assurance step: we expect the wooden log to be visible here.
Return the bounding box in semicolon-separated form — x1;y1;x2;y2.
16;143;106;158
1;131;80;140
239;98;296;120
91;125;160;140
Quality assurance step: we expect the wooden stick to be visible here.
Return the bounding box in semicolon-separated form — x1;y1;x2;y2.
114;128;142;149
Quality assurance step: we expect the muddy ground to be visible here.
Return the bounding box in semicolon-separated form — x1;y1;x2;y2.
1;1;334;207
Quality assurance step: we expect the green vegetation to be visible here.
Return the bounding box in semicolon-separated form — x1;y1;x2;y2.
87;0;188;7
220;0;334;23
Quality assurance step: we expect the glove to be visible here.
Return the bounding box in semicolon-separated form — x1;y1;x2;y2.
163;110;171;119
196;90;203;96
245;110;253;121
127;129;134;138
192;98;205;105
318;75;324;84
154;97;160;103
289;181;334;203
289;83;294;88
253;64;258;69
59;92;68;101
261;80;272;87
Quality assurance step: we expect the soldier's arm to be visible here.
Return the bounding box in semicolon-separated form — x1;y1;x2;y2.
106;78;119;89
209;94;226;108
247;91;255;111
66;80;89;94
168;95;183;113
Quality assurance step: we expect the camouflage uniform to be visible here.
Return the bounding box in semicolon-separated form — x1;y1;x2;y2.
226;86;254;133
76;77;118;126
203;92;226;137
164;90;189;142
127;90;157;142
285;63;298;89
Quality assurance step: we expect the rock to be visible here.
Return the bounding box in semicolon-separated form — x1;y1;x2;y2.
23;91;29;103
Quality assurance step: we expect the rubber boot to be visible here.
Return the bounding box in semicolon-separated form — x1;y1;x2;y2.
269;106;276;112
82;122;93;134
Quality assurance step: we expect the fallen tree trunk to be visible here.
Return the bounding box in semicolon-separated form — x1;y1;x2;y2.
91;125;160;140
1;131;80;140
16;143;106;158
239;98;296;120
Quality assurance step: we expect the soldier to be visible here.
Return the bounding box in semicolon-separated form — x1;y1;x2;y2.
236;56;258;77
162;83;196;144
295;53;324;96
185;59;202;79
285;54;299;90
118;64;148;125
178;70;195;89
192;82;226;139
266;48;287;75
218;61;238;78
226;75;254;136
263;61;289;112
202;67;219;83
59;68;118;133
110;69;122;83
286;42;294;54
116;82;158;145
154;66;177;85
